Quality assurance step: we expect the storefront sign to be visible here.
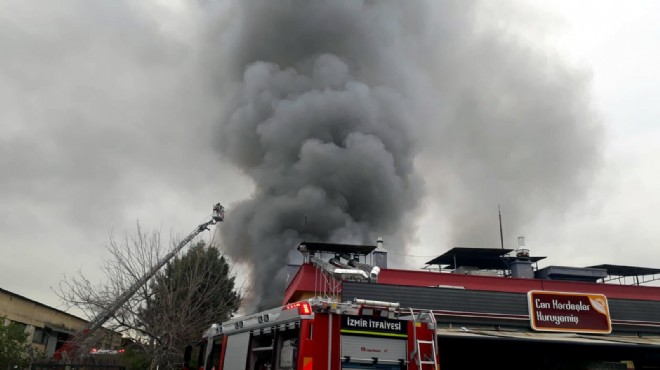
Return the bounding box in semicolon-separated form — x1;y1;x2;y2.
528;290;611;334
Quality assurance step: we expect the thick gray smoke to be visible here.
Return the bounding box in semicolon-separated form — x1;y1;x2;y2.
208;1;602;310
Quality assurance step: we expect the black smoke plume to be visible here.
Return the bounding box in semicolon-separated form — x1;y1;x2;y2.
209;1;602;311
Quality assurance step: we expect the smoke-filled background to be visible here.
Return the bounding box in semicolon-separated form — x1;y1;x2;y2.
2;0;660;312
210;1;601;310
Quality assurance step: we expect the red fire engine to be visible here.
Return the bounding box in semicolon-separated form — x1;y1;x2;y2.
184;297;439;370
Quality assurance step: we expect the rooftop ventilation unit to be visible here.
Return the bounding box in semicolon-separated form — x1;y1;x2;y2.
535;266;608;283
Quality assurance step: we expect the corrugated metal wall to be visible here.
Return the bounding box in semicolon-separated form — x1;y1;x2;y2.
344;282;527;315
343;281;660;325
608;299;660;322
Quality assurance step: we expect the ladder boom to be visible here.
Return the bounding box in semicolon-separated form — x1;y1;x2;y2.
55;203;224;360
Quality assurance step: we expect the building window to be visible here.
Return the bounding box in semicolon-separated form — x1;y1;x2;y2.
32;327;46;344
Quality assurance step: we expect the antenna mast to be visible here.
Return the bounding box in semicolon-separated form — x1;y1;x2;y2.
303;215;308;242
498;205;504;249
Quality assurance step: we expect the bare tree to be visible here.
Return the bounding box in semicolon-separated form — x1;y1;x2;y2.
55;222;243;370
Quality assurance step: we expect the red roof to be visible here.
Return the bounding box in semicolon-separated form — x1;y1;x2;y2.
283;263;660;305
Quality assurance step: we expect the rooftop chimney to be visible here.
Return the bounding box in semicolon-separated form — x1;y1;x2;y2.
373;237;388;269
510;236;534;279
516;236;529;257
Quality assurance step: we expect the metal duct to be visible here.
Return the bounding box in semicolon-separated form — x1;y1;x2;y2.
329;257;349;269
340;254;380;282
309;256;369;281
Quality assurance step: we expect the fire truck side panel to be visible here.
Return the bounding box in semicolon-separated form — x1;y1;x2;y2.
297;320;314;370
330;314;341;370
303;312;341;370
340;335;407;365
405;322;416;370
221;331;250;370
308;313;329;370
273;322;302;370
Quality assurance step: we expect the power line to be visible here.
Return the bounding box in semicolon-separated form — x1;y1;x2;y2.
387;251;438;258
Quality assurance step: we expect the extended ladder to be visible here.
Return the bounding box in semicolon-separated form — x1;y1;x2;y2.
409;308;438;369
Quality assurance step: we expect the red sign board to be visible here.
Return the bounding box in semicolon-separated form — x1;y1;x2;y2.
527;291;611;334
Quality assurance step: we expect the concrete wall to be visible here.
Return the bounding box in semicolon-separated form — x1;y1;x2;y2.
0;287;122;357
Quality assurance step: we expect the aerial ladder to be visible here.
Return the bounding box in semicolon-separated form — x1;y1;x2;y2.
54;203;225;361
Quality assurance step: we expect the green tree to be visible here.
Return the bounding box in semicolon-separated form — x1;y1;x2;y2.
139;241;241;369
56;224;243;370
0;317;30;370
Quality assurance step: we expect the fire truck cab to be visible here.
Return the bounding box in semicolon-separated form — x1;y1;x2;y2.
185;297;439;370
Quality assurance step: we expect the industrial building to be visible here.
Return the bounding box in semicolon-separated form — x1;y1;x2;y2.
0;287;122;360
285;239;660;369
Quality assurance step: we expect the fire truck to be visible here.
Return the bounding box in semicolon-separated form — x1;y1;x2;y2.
184;297;439;370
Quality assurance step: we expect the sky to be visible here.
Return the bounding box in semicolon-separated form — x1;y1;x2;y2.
1;0;659;313
414;1;660;263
